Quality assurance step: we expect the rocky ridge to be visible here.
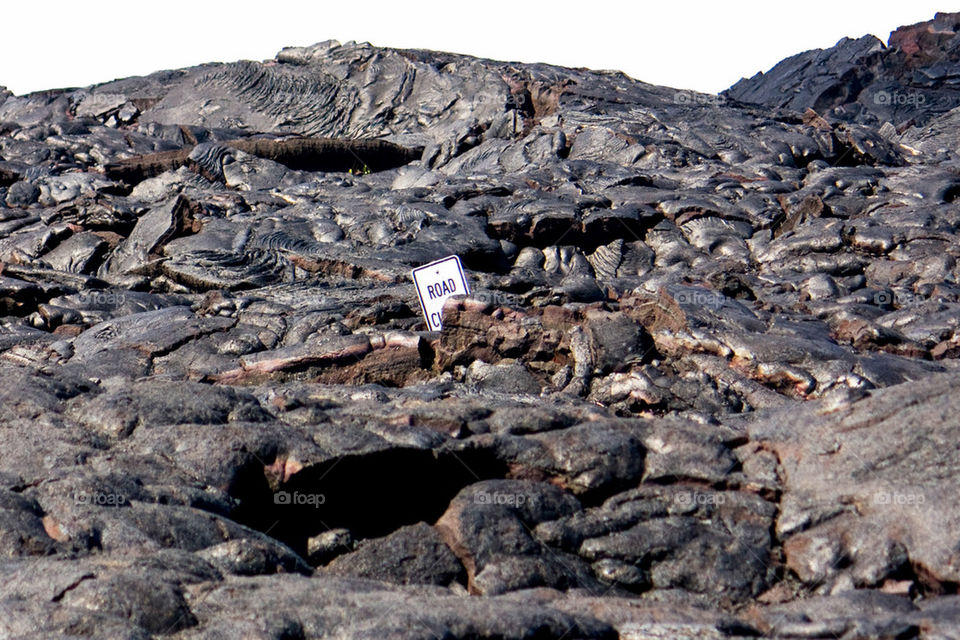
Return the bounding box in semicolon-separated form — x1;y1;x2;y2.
1;14;960;639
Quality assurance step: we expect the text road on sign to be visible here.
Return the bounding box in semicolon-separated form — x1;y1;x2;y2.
411;255;470;331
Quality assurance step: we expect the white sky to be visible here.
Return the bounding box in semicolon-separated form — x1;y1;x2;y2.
1;1;956;96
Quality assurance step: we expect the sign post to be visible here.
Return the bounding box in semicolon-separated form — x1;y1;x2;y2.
411;255;470;331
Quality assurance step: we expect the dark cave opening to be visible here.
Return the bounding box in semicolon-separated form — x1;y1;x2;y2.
229;446;510;561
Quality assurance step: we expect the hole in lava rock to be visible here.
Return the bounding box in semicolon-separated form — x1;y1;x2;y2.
941;183;960;203
887;558;960;598
230;446;509;559
459;247;511;274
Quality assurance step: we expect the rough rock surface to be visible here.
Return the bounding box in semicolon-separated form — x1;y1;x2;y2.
2;13;960;638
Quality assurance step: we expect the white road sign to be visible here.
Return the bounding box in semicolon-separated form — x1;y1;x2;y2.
411;255;470;331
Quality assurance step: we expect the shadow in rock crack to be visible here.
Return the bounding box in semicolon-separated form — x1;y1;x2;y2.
229;447;509;559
